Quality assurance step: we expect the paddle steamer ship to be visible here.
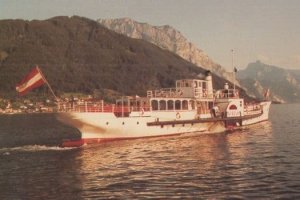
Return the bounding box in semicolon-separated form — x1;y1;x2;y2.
57;72;271;147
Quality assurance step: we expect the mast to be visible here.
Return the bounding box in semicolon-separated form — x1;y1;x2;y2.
36;66;59;101
231;49;236;91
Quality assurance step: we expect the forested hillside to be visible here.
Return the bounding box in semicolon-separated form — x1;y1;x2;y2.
0;16;247;101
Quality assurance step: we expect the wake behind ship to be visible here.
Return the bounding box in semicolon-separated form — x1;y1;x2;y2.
56;72;271;147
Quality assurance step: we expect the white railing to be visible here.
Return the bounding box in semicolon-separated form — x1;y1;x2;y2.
215;89;240;99
58;101;151;113
244;104;262;116
194;89;214;98
147;88;178;98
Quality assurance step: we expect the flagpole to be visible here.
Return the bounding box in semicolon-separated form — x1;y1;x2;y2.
36;66;59;101
231;49;236;91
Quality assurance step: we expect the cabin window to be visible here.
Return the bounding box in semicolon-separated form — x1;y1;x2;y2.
143;101;148;107
208;102;214;109
193;81;197;88
203;82;207;89
182;100;188;110
185;82;189;87
167;100;174;110
189;100;195;110
175;100;181;110
198;82;202;88
151;100;158;111
229;104;237;110
159;100;166;110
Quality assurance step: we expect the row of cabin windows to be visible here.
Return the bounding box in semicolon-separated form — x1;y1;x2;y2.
151;100;195;111
176;81;207;88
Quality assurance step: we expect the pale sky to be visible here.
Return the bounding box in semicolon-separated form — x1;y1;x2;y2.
0;0;300;70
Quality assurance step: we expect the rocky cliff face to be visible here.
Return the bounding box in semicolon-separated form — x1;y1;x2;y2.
98;18;234;82
237;61;300;103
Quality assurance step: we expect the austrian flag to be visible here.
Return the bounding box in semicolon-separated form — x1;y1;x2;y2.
16;66;46;96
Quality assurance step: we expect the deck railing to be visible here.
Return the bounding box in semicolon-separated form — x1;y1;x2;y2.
147;88;178;98
215;89;240;99
58;101;151;113
244;104;262;115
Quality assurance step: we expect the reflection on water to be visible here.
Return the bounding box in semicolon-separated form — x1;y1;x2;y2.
0;105;300;199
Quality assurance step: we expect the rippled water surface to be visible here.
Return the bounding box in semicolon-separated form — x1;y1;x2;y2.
0;104;300;199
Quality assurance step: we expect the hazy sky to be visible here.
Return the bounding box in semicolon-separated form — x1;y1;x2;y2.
0;0;300;70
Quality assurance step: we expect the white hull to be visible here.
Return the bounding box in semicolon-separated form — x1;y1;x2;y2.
57;111;226;140
57;101;271;145
242;101;271;126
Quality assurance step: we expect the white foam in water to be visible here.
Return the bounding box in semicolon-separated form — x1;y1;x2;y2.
0;145;76;154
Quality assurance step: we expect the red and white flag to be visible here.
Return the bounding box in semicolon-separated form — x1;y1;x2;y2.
16;66;46;96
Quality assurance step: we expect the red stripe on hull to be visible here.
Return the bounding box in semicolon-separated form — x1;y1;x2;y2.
61;139;86;147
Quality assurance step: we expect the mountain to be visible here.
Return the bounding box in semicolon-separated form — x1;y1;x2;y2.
237;61;300;103
0;16;247;101
98;18;234;82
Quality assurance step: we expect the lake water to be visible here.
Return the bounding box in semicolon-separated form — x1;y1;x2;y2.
0;104;299;199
